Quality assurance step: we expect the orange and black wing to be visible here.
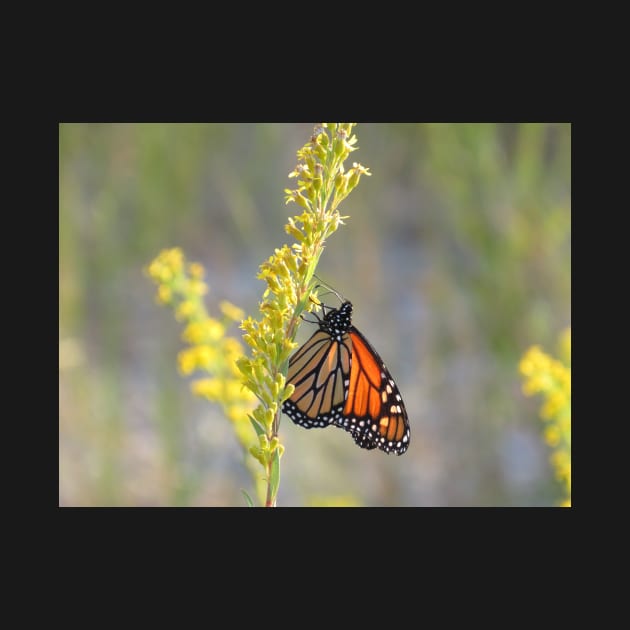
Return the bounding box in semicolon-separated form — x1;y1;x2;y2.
331;327;410;455
282;329;352;429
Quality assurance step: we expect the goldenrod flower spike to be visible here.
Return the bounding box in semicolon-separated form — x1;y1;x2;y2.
236;123;369;507
145;248;260;502
519;327;571;506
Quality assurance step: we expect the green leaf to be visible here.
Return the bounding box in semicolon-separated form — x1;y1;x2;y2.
241;489;255;507
269;449;280;504
248;414;265;437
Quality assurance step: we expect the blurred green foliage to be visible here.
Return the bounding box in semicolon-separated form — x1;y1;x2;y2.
59;123;570;506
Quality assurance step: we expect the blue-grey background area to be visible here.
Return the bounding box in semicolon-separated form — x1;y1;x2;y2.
59;123;571;506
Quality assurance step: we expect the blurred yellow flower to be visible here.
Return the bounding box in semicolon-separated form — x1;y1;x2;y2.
195;345;217;369
157;284;172;304
541;390;568;420
220;300;245;322
147;247;257;499
191;377;222;401
182;322;205;345
205;319;225;341
544;425;561;448
226;404;248;423
175;300;196;321
159;267;173;283
187;279;208;296
178;348;197;375
519;328;571;507
147;259;162;280
188;262;205;279
225;378;251;402
223;336;245;355
165;247;184;272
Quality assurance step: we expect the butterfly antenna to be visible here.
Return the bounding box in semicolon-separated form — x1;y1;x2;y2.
311;275;345;304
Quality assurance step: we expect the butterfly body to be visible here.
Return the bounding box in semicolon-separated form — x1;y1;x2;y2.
282;300;410;455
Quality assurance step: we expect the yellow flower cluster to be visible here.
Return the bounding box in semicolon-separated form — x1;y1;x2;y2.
145;247;256;454
519;327;571;506
285;124;370;226
235;124;370;506
236;247;301;491
147;248;209;306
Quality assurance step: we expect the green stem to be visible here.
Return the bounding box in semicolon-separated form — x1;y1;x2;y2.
265;459;275;507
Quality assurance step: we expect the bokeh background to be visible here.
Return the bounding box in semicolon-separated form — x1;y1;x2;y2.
59;123;571;507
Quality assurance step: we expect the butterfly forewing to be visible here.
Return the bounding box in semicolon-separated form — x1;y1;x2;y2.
283;327;352;428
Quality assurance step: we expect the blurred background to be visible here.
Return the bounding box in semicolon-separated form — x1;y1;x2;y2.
59;123;571;507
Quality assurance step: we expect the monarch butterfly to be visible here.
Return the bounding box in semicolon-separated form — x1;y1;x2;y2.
282;295;410;455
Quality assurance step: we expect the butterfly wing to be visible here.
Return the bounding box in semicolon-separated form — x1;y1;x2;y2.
331;327;410;455
282;329;352;429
